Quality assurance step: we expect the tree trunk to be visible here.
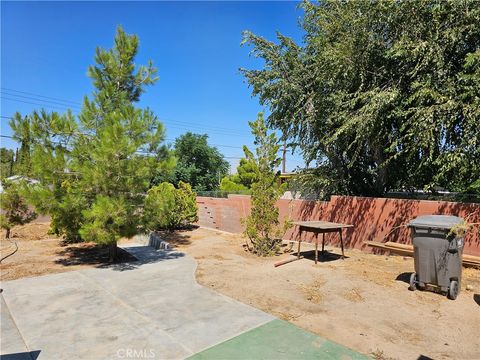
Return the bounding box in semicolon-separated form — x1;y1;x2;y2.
5;228;10;239
108;242;118;263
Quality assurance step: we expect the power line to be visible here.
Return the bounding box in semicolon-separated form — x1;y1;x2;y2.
0;91;82;110
0;116;246;150
0;131;246;153
1;87;81;106
1;96;77;113
1;87;250;136
1;96;248;137
0;134;245;159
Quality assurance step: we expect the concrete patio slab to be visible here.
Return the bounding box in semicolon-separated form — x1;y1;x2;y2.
1;245;273;359
0;293;33;360
1;244;367;359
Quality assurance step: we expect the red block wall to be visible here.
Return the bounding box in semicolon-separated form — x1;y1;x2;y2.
196;195;480;256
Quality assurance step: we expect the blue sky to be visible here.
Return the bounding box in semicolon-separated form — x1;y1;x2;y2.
1;1;305;172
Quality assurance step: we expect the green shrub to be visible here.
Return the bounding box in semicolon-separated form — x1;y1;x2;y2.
219;177;250;193
144;181;198;231
175;181;198;225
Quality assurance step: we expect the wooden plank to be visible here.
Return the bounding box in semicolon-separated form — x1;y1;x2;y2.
385;242;480;265
364;241;480;266
463;259;480;266
385;242;413;250
274;256;303;267
363;241;393;251
464;254;480;262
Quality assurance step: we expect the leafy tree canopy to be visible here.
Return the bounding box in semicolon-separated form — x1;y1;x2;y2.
241;0;480;197
173;132;229;191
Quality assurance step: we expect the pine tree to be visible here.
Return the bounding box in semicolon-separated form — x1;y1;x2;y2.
10;27;173;261
242;113;291;256
75;26;170;260
9;114;32;177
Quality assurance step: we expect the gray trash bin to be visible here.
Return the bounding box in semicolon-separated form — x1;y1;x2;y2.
407;215;465;300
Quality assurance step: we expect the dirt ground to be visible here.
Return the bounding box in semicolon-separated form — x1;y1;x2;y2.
2;223;479;359
155;227;480;360
0;221;134;281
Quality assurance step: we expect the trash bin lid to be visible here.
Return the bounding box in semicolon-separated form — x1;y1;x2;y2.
408;215;464;230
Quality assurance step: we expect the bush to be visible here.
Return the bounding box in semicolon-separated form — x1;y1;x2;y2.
144;181;198;231
175;181;198;225
219;177;250;193
0;181;37;238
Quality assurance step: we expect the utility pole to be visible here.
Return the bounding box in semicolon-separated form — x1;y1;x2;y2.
282;141;287;174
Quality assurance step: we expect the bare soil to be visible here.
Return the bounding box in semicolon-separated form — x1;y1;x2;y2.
155;227;480;360
0;221;135;281
3;223;479;359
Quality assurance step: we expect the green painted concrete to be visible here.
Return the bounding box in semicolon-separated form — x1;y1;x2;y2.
188;319;369;360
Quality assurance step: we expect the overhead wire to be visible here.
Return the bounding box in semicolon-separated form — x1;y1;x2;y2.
0;118;245;150
0;91;82;109
0;134;245;159
0;88;301;160
1;87;82;106
1;96;76;112
1;87;250;136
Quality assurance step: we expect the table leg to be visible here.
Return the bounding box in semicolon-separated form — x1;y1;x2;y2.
322;233;325;255
315;233;318;264
339;229;345;259
297;230;302;259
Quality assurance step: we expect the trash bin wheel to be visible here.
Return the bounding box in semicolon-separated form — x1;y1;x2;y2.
448;280;459;300
409;272;417;291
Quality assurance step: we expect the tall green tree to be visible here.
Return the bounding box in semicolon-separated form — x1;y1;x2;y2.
241;0;480;197
10;27;172;260
173;132;229;191
242;113;291;256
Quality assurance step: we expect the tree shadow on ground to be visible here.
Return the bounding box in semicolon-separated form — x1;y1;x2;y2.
105;246;185;271
153;228;194;247
54;242;185;272
1;350;41;360
55;243;136;267
297;249;349;263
